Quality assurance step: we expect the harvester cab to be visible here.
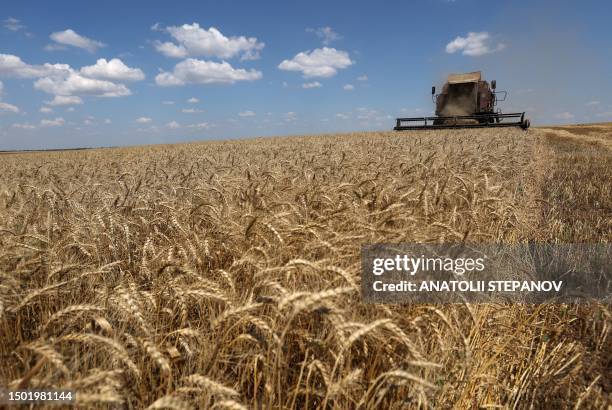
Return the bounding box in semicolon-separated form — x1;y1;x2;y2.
395;71;530;130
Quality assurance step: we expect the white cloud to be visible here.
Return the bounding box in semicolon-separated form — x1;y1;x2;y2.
80;58;145;81
445;32;505;56
45;95;83;106
35;73;131;97
239;110;255;117
162;100;175;105
39;106;53;113
40;117;65;127
155;58;262;86
554;112;575;120
187;97;199;103
0;80;3;95
135;117;152;123
0;53;71;78
166;120;180;128
595;111;612;118
12;122;36;129
66;107;75;112
0;54;134;98
154;41;187;58
0;102;19;113
357;75;368;81
104;118;111;124
49;29;105;53
4;17;24;32
84;118;94;125
278;47;353;78
154;23;264;60
343;84;354;91
181;108;205;113
335;113;350;120
284;111;297;122
586;101;600;106
302;81;322;89
282;81;288;88
306;27;341;45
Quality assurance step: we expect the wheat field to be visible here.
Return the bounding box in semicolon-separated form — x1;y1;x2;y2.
0;124;610;409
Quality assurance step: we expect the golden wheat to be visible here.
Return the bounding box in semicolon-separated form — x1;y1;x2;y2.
0;126;609;408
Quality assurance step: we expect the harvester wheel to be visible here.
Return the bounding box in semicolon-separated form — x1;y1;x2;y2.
521;119;531;130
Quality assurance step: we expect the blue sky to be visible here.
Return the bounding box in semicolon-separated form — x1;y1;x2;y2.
0;0;611;150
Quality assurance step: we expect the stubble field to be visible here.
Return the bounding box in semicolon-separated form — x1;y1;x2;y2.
0;124;610;409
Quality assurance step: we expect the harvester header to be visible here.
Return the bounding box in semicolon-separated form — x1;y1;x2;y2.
394;71;530;130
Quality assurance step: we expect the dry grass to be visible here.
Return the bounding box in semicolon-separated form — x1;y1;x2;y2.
0;125;609;409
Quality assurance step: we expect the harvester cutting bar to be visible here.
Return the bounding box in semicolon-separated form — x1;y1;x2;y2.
394;112;530;130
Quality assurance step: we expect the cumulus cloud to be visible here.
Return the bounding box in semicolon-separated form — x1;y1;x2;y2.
154;41;187;58
302;81;322;89
343;84;354;91
162;100;175;105
35;73;131;97
155;58;262;86
154;23;264;61
586;101;600;106
40;117;65;127
0;54;137;99
238;110;255;117
284;111;297;122
104;118;111;124
80;58;145;81
278;47;353;78
357;75;368;81
135;117;152;123
181;108;205;113
445;32;505;56
4;17;25;32
335;113;350;120
0;101;19;113
166;120;180;128
49;29;105;53
40;106;53;113
0;53;71;78
187;97;199;103
45;95;83;106
306;27;341;45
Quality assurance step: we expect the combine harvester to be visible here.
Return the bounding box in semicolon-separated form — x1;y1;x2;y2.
394;71;530;130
